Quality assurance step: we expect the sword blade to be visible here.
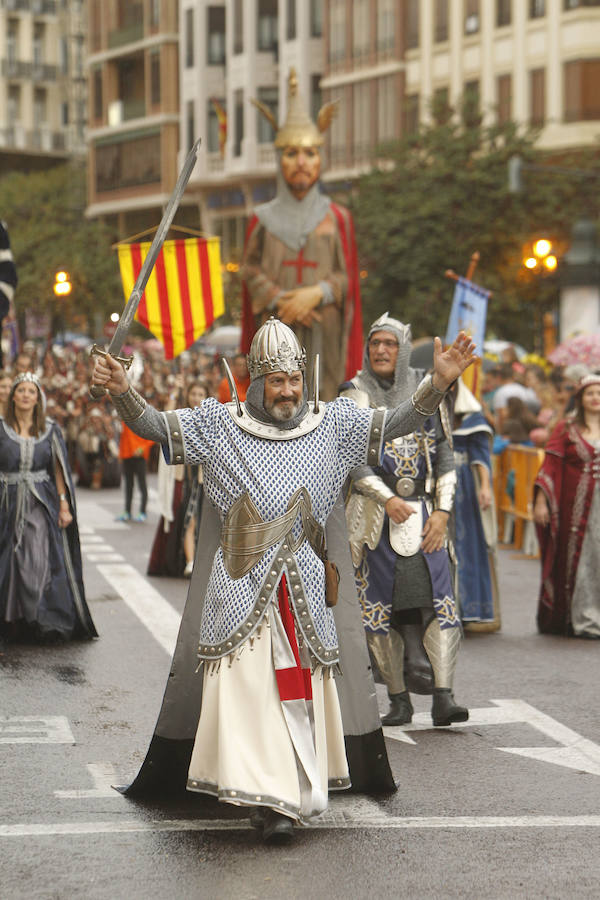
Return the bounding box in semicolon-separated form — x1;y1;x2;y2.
106;138;201;357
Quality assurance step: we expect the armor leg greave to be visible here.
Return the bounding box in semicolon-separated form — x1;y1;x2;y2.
366;631;406;695
422;617;461;689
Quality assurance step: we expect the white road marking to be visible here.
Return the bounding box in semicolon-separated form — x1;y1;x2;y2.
79;535;104;544
86;554;126;563
55;763;117;799
384;699;600;776
76;499;129;530
2;815;600;837
96;563;180;654
0;717;75;744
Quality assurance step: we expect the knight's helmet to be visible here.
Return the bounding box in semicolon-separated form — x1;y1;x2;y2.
252;68;337;149
247;317;306;381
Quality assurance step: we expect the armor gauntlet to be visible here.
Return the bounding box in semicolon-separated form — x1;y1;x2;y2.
435;470;457;513
352;471;395;508
110;386;169;443
412;373;446;416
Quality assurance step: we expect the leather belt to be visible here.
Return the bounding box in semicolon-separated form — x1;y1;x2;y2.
380;473;429;499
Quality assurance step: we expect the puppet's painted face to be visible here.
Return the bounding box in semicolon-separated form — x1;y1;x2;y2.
280;145;321;199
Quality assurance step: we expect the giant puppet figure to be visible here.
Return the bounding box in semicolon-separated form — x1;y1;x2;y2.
91;317;475;843
241;69;362;401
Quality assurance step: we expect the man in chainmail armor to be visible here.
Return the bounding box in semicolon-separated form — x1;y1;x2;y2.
91;317;474;842
342;313;469;728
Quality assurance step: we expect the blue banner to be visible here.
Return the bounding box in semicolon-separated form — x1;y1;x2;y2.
445;277;490;355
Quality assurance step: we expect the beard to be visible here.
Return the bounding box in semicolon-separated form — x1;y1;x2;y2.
265;396;302;422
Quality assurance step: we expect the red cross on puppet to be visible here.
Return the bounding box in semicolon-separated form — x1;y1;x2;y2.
282;248;318;285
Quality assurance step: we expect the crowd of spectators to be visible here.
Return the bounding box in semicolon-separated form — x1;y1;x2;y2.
480;347;595;450
0;337;247;490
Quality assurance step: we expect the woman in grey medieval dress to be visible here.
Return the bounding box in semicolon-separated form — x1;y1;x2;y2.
0;373;96;642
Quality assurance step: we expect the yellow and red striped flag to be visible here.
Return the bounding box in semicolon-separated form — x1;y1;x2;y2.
211;97;227;157
117;237;224;359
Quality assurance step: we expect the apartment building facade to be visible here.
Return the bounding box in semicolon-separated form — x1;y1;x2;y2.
321;0;600;183
0;0;86;173
180;0;323;261
86;0;189;236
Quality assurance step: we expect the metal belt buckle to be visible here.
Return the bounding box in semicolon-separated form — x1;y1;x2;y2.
396;476;414;498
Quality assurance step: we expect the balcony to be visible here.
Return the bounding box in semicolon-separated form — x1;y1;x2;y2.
32;62;57;81
257;145;275;167
1;58;31;78
2;0;29;11
207;152;224;173
31;0;57;14
108;5;145;50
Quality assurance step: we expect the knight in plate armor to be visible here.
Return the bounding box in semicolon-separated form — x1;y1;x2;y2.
341;314;469;729
91;317;474;842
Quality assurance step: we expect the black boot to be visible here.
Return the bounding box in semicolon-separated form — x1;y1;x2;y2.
432;688;469;727
381;691;413;726
262;809;294;844
400;623;434;694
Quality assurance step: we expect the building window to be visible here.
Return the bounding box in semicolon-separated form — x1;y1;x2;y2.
186;100;195;151
405;0;419;49
287;0;296;40
377;74;397;141
61;101;69;126
496;0;511;27
310;0;322;37
8;85;20;125
529;0;545;16
463;80;481;125
185;8;194;67
564;0;600;8
329;0;346;67
432;86;451;123
207;97;225;153
256;85;278;143
234;0;243;54
34;88;47;124
96;132;161;193
33;23;45;67
208;7;226;65
353;81;372;164
310;73;322;124
377;0;395;55
150;0;160;28
497;74;511;124
257;0;277;53
403;94;419;134
93;68;102;120
530;68;545;125
465;0;480;34
150;50;160;105
353;0;370;62
564;58;600;121
234;88;244;156
434;0;449;43
59;36;69;74
329;86;347;166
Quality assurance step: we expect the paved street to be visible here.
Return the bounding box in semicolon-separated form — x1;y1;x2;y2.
1;478;600;899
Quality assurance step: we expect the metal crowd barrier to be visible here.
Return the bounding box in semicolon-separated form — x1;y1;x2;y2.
493;444;545;556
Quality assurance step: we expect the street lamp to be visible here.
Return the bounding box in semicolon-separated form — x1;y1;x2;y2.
53;270;72;297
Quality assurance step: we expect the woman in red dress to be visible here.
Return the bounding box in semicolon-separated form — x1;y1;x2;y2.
533;374;600;637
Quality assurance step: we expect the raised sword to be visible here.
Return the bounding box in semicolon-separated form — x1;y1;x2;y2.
90;138;201;398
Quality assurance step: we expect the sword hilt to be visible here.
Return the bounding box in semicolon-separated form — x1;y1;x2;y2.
89;344;134;399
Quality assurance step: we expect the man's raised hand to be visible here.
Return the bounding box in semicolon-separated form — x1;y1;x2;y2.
431;332;477;392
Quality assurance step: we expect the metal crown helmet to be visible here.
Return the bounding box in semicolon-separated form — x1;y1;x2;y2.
246;317;307;382
252;67;338;149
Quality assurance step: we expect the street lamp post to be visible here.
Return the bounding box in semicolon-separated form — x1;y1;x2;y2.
521;239;558;355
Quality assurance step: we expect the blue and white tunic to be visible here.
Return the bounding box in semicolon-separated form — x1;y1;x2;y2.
162;396;383;666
